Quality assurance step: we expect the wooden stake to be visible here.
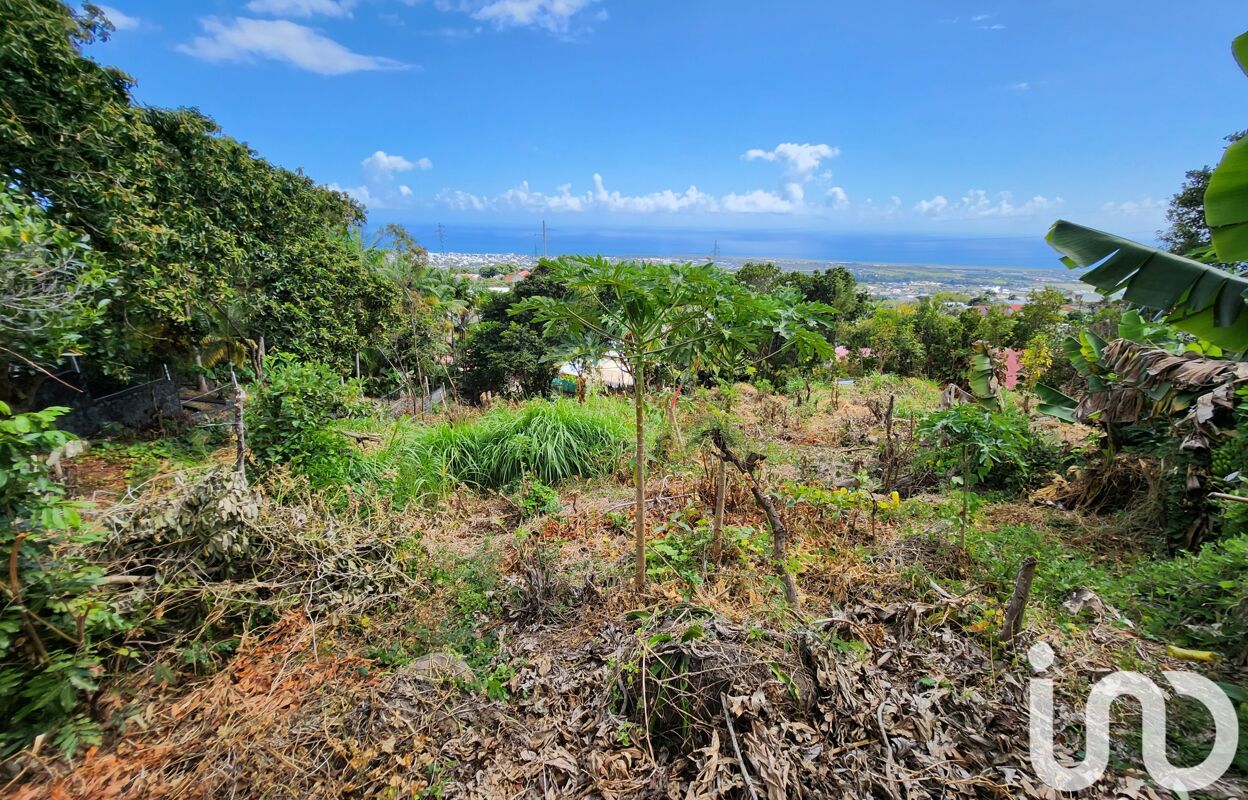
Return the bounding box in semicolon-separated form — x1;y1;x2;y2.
230;369;246;482
1001;556;1038;642
710;457;727;564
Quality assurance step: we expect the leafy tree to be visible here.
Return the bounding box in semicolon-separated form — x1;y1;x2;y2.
461;263;567;400
1010;287;1067;348
461;321;552;399
1018;336;1054;411
733;262;782;293
911;297;971;383
2;4;401;380
972;305;1016;350
0;403;124;756
779;267;870;322
0;189;111;404
848;306;924;375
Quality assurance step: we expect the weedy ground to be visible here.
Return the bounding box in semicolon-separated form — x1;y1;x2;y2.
6;379;1246;799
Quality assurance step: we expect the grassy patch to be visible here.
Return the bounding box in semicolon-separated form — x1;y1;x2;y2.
325;397;634;505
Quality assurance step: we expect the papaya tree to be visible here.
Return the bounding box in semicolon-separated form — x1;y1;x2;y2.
518;257;747;587
520;257;831;588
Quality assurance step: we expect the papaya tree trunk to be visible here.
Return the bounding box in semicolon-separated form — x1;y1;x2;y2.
633;359;647;588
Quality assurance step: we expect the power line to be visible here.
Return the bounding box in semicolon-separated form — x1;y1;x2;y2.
435;223;446;252
533;219;555;258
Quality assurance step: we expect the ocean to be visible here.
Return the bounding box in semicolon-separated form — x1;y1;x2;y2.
384;222;1070;270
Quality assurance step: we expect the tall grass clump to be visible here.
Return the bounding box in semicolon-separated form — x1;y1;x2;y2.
348;398;632;504
427;398;631;489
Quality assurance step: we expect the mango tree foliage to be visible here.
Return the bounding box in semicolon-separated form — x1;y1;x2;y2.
1;2;399;378
0;189;111;402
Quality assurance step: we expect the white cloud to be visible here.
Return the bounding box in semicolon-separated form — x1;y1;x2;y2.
362;150;423;177
97;5;141;31
720;190;795;214
914;189;1062;218
1101;197;1165;216
979;23;1006;30
970;13;991;21
914;195;949;215
347;151;431;206
588;174;717;213
429;142;848;217
742;142;840;203
437;188;488;211
244;0;356;18
436;0;600;34
436;175;807;216
178;18;408;75
438;175;719;214
1011;81;1031;91
328;182;380;208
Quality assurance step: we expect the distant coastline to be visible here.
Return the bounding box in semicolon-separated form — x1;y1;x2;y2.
379;220;1092;270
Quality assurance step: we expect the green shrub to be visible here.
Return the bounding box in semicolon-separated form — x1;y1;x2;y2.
959;522;1112;606
953;516;1247;658
917;404;1061;491
1118;535;1248;657
246;355;361;480
516;479;562;519
0;404;125;757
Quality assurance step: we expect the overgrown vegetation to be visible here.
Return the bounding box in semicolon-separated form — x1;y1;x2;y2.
4;5;1248;797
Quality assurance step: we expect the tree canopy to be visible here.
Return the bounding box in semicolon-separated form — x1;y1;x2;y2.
1;0;399;384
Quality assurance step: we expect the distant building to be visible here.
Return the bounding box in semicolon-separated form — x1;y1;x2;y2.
557;353;633;389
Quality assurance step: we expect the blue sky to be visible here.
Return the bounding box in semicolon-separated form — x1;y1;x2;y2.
87;0;1246;261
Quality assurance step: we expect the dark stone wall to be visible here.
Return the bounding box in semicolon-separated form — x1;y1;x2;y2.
54;379;183;436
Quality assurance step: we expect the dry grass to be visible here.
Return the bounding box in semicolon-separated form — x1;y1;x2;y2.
5;377;1232;799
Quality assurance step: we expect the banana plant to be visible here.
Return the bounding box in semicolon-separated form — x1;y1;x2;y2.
1046;32;1248;352
1206;32;1248;261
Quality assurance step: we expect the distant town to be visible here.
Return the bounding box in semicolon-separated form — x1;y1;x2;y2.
428;251;1088;304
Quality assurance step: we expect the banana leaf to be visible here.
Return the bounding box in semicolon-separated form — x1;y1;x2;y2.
966;341;1001;406
1205;32;1248;263
1046;220;1248;351
1035;384;1076;423
1206;134;1248;262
